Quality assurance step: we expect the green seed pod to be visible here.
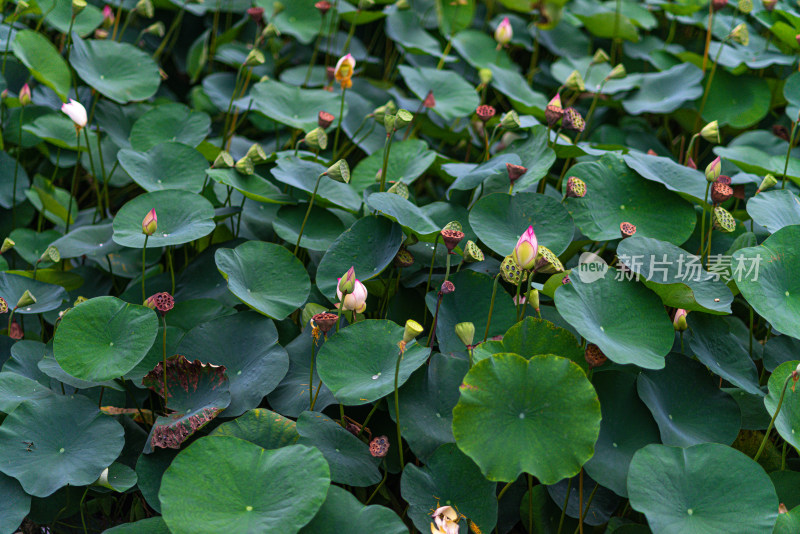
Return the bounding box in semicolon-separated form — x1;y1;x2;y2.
455;322;475;348
500;255;527;285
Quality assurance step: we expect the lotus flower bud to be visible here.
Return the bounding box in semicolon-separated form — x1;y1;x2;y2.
18;84;31;106
711;181;733;204
501;110;521;130
213;151;234;168
245;144;268;165
673;309;688;331
144;292;174;313
566;176;587;198
533;246;564;273
102;5;114;26
494;17;513;45
338;266;357;295
440;228;465;253
565;70;585;92
705;156;721;182
757;174;777;194
591;48;610;65
318;110;334;128
16;290;36;309
545;94;563;126
142;208;157;236
1;238;14;254
304;127;328;150
527;288;540;312
137;0;155;17
402;319;424;344
700;121;720;143
478;68;493;85
562;107;585;132
620;221;637;238
323;159;350;183
235;154;252;173
422;90;436;108
730;23;749;46
476;105;496;123
463;241;484;263
315;0;332;14
513;226;538;270
72;0;87;15
61;99;87;131
395;109;413;129
455;322;475;348
39;246;60;264
506;163;527;184
585;344;607;368
606;63;626;80
338;279;367;313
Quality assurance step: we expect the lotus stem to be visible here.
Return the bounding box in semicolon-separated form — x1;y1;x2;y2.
556;476;573;534
698;182;711;256
333;88;348;159
483;273;502;342
294;173;324;256
65;130;82;234
754;373;793;462
422;235;440;327
166;247;175;294
379;126;396;192
309;337;317;410
303;18;326;87
393;347;404;467
11;106;22;228
781;111;800;189
141;234;149;302
162;314;168;412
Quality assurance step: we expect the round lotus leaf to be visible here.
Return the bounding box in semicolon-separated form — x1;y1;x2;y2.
0;272;68;315
583;371;660;498
399;66;480;122
554;270;673;369
53;296;158;382
445;154;522;199
616;235;733;314
135;448;177;514
214;241;310;321
7;228;60;267
49;223;119;260
95;462;138;492
746;190;800;234
452;352;601;483
0;473;30;534
502;317;587;371
206;169;292;205
160;437;330;534
701;70;770;129
366;193;441;238
623;151;709;204
775;505;800;534
209;408;299;450
178;312;289;416
565;154;696;244
112;189;216;248
246;80;345;131
401;443;498;534
69;36;160;104
118;142;208;193
637;353;741;447
104;517;171;534
315;216;404;301
273;204;346;252
0;395;124;497
267;327;338;418
129;104;211;151
0;151;30;210
270;157;361;213
296;411;381;487
316;319;429;406
0;371;54;414
469;192;574;257
622;63;703;115
388;352;468;461
733;225;800;340
351;139;436;193
765;361;800;452
11;30;70;100
627;443;778;534
299;485;407;534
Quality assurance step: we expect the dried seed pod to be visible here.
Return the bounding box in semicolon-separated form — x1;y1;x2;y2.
506;163;527;184
476;105;496;123
620;222;637;239
562;107;585;132
369;435;390;457
440;280;455;294
440;229;465;253
312;312;339;334
463;241;484;263
393;248;415;268
710;181;733;204
585;344;607;368
318;110;334;128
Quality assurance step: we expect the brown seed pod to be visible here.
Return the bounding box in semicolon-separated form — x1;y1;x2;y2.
312;312;339;334
716;175;731;186
440;280;455;295
476;105;496;123
318;110;334;128
620;222;637;239
506;163;527;184
369;435;390;457
711;181;733;204
440;229;465;253
545;104;563;127
393;248;415;268
585;343;608;368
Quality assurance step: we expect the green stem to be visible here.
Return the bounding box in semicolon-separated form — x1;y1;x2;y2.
436;38;453;70
483;273;502;342
167;247;175;294
294;173;324;256
556;477;573;534
394;347;404;468
141;234;149;302
161;314;168;412
356;399;382;439
704;225;713;268
379;128;395;192
781;112;800;190
422;236;440;327
366;463;388;505
698;182;711;255
65;130;82;234
334;299;344;333
332;88;347;159
303;22;325;87
754;374;793;462
153;3;185;60
79;486;89;534
83;128;101;222
497;481;514;501
309;337;317;410
749;306;754;357
11;106;23;227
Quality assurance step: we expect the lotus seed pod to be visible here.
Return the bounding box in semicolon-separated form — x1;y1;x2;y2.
566;177;587;198
387;181;409;198
738;0;753;13
245;143;268;164
533;246;564;273
591;48;610;65
562;108;585;132
358;0;374;8
213;151;234;168
369;436;389;457
136;0;155;17
606;63;626;80
373;101;396;124
384;113;397;134
315;0;332;14
463;240;484;263
404;234;419;247
423;90;436;108
16;290;36;309
393;248;415;268
304;127;328;150
478;68;493;85
0;238;14;254
244;49;265;67
443;221;462;232
585;344;608;368
501;110;521;130
700;120;720;144
9;321;22;340
564;70;585;92
402;319;424;343
545;94;563;126
620;221;637;238
506;163;527;184
527;288;540;312
39;246;60;264
145;292;174;313
235;156;255;175
730;23;749;46
0;297;7;313
395;109;414;129
455;322;475;348
713;206;736;232
711;181;733;204
763;0;777;10
324;159;350;183
440;280;455;294
476;105;496;123
72;0;87;16
500;255;527;285
318;110;335;128
312;312;338;334
712;0;728;11
757;174;777;194
716;175;731;186
440;229;465;253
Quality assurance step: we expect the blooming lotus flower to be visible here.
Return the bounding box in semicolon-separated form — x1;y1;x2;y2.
431;506;460;534
494;17;513;46
337;279;367;313
61;99;87;131
142;208;157;236
512;226;538;270
334;54;356;89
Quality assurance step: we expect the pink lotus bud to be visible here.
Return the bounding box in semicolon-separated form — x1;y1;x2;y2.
19;84;31;106
315;0;332;14
102;5;115;26
337;266;356;295
494;17;513;45
673;309;688;331
705;156;721;182
337;279;367;313
61;99;87;130
142;208;157;236
512;226;538;270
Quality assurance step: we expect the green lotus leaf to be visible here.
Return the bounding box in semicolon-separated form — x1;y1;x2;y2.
129;103;211;151
0;272;68;315
273;204;346;252
299;485;407;534
0;473;30;534
209;408;299;450
367;192;441;238
746;190;800;234
399;65;480;122
623;63;703;115
118;142;208;193
351;139;436;193
765;361;800;452
245;80;345;131
11;30;71;100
